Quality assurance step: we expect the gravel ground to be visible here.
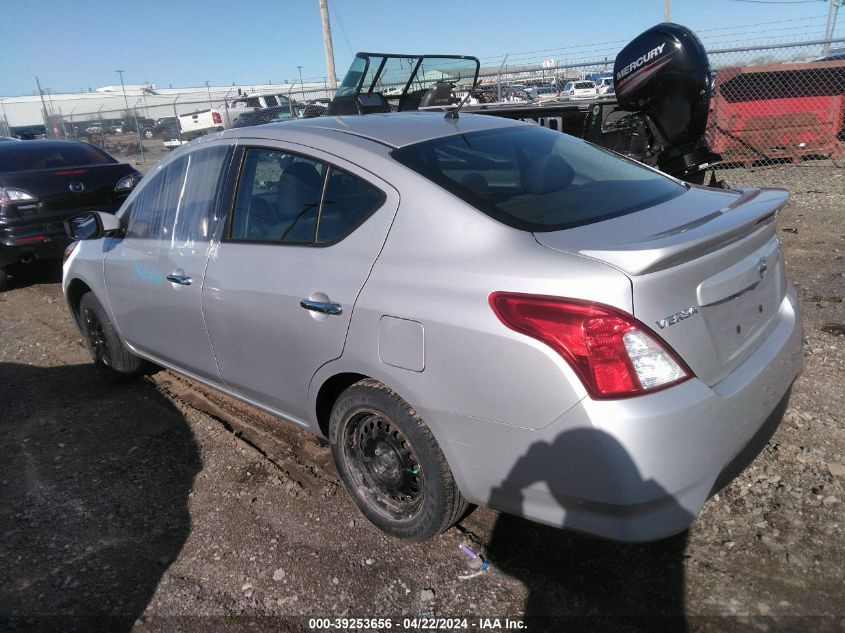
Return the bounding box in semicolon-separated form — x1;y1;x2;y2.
0;163;843;633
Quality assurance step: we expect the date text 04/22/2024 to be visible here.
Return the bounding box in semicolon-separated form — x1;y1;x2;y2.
307;617;526;630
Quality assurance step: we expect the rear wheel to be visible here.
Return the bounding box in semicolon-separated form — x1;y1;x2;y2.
78;292;146;382
0;268;8;292
330;379;467;540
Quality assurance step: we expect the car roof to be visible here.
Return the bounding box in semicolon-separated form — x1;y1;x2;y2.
0;139;94;154
226;111;525;149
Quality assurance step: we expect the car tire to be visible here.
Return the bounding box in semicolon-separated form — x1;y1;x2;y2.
143;128;154;139
78;292;146;382
0;268;8;292
329;379;468;541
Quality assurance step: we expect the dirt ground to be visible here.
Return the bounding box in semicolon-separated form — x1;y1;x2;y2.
0;162;843;633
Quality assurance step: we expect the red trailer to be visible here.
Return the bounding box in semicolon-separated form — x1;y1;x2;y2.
707;60;845;164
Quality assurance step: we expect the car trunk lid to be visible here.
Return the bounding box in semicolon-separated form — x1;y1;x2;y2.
2;163;135;223
533;186;789;386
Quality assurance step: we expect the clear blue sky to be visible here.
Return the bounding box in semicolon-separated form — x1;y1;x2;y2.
0;0;841;96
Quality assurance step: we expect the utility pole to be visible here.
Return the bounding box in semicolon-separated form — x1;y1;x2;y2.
318;0;338;90
297;65;305;101
116;69;130;120
664;0;670;22
823;0;842;56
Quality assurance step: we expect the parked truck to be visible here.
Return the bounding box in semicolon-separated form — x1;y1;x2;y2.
161;109;225;150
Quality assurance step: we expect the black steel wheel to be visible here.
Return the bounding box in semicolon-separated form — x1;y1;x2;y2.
78;292;146;382
345;411;424;519
330;379;468;540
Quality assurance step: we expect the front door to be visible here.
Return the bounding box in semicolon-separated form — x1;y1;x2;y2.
202;145;398;422
104;143;234;381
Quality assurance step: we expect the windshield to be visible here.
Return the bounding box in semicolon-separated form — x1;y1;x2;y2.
0;142;115;172
335;53;480;107
391;125;684;232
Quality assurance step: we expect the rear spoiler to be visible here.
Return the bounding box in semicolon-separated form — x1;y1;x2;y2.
579;188;788;275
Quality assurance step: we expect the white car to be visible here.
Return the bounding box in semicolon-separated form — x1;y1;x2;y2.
596;77;614;95
562;80;597;99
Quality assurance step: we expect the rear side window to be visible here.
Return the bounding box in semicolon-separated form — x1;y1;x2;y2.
391;126;684;232
317;168;385;244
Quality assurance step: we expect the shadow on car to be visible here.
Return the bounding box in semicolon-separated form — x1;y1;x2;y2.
486;429;691;632
0;362;201;632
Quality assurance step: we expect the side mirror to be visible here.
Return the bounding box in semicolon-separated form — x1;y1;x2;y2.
64;211;123;241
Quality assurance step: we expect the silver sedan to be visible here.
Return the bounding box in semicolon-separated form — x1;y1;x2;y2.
62;112;803;542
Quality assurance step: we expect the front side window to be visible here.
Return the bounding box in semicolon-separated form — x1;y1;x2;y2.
391;125;684;232
125;168;167;239
171;145;230;247
125;145;229;242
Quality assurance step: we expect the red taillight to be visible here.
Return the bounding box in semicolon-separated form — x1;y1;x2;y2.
212;112;222;124
63;241;79;263
489;292;691;399
12;235;49;244
55;169;87;176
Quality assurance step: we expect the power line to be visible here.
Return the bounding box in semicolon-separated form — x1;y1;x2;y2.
474;14;841;65
329;1;355;57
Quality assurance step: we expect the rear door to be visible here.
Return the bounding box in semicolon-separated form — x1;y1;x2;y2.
104;142;234;381
202;143;398;421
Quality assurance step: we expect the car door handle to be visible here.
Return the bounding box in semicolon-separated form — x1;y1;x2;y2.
166;273;192;285
299;299;342;315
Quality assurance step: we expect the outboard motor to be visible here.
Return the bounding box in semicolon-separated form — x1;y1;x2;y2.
602;23;721;182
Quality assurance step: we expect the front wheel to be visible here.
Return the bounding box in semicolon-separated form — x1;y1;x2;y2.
330;379;468;540
78;292;146;382
0;268;8;292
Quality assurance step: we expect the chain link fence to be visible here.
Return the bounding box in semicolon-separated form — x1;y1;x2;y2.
6;37;843;175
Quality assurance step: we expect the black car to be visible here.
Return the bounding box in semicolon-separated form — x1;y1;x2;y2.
10;125;47;140
123;117;157;138
0;140;141;290
231;104;296;128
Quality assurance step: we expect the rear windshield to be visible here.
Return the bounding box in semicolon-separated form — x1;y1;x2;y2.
576;82;594;89
0;142;115;172
391;125;684;231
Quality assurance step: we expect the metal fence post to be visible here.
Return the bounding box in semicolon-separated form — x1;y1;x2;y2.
172;95;182;143
132;98;146;165
97;106;106;147
223;88;232;128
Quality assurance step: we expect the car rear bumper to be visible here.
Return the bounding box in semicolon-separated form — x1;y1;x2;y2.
0;229;69;268
1;204;121;268
418;285;803;542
